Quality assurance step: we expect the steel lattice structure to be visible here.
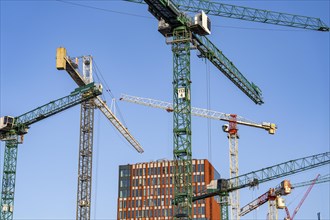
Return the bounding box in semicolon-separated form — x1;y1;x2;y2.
0;84;102;220
172;27;193;219
56;48;143;220
76;100;94;219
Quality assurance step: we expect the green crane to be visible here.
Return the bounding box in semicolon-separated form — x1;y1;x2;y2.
193;151;329;219
291;174;330;189
192;151;330;200
123;0;328;219
0;83;103;220
128;0;330;32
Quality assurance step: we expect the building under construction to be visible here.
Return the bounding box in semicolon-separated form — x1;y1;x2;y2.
117;159;221;219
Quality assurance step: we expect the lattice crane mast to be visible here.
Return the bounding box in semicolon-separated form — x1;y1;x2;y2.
0;83;103;220
122;0;329;218
119;93;277;219
56;47;143;220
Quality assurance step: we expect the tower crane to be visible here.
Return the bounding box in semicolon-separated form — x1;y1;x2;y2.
122;0;329;218
121;0;264;218
239;173;327;219
120;93;276;219
56;47;143;220
193;151;330;220
239;180;291;219
0;83;103;220
284;174;320;220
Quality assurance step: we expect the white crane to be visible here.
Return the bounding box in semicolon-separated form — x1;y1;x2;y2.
120;94;276;218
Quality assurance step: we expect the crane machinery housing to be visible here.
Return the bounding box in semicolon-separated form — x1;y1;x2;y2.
0;83;103;220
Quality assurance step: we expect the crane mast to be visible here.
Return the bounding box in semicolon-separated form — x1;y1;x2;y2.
56;47;143;220
76;56;94;220
226;114;240;220
172;29;193;219
0;83;103;220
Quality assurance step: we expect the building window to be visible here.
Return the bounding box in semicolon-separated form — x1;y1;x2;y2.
120;179;129;187
120;166;130;177
198;164;204;172
119;189;128;198
199;206;205;214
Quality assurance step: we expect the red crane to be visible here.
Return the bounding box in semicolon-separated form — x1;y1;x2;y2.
284;174;320;220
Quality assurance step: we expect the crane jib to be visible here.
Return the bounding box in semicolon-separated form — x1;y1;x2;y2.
125;0;329;31
192;152;330;201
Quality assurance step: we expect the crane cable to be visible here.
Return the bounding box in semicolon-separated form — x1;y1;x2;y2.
205;59;212;163
92;60;136;151
56;0;314;32
93;60;128;128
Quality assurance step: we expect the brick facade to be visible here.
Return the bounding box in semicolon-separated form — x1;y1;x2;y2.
117;159;221;219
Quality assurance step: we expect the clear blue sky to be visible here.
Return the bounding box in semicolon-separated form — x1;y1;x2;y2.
0;0;329;219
